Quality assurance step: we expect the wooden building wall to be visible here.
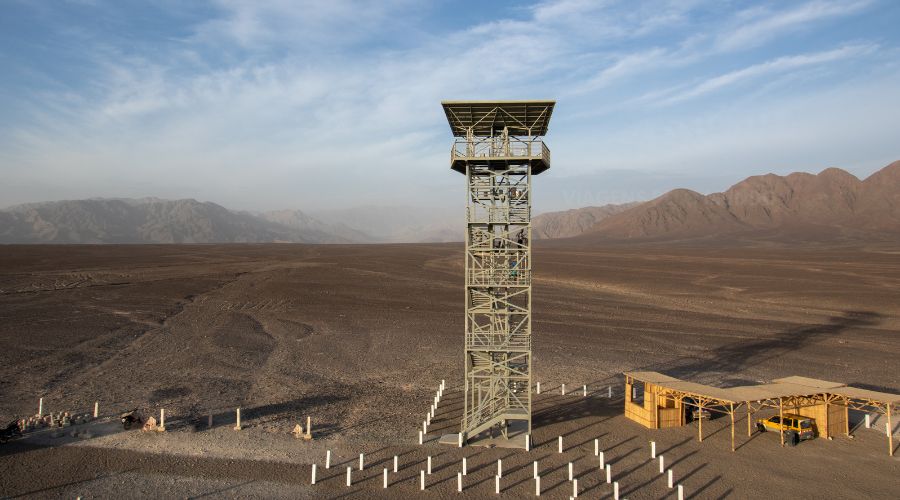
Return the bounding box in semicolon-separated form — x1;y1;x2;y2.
792;401;846;438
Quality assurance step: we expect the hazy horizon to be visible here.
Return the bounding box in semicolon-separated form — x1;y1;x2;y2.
2;1;899;214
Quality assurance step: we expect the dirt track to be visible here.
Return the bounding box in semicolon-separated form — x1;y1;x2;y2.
1;243;898;498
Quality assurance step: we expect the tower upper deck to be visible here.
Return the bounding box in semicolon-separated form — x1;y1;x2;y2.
442;100;554;175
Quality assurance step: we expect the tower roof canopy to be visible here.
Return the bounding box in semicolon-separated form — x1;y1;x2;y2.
441;100;555;137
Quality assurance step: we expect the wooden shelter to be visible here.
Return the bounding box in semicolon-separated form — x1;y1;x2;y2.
624;371;898;456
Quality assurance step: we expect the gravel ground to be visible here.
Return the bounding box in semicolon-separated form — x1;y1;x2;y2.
1;243;898;498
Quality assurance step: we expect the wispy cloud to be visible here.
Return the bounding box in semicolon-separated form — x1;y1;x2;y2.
715;0;874;52
645;43;878;105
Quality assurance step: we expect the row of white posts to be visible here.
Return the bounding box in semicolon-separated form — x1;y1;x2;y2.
651;441;686;499
317;437;648;497
36;398;101;419
420;380;446;445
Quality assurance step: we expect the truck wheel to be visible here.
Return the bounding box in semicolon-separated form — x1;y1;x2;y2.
756;423;766;433
786;431;799;446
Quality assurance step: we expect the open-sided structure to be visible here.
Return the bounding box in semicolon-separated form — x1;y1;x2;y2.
442;100;554;446
624;371;898;456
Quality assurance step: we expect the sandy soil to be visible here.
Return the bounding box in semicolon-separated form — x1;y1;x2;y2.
0;243;898;498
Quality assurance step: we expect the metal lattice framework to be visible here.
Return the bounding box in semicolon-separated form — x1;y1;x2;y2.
442;100;554;444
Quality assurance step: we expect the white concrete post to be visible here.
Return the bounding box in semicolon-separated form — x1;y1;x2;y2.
497;458;502;478
668;469;674;488
457;472;462;492
599;451;605;469
458;432;463;447
427;413;431;426
614;481;619;500
326;450;331;469
605;464;611;483
865;414;871;428
608;385;612;398
562;383;566;395
427;455;432;474
359;453;364;470
583;385;587;397
568;462;573;480
535;476;541;496
346;466;351;487
659;455;665;473
678;484;684;500
311;463;317;485
420;470;425;490
536;382;541;394
533;460;538;478
383;468;388;489
93;402;99;418
525;433;530;451
651;441;656;459
234;408;241;430
594;438;599;456
463;457;467;475
422;420;427;433
495;475;500;494
573;478;578;498
393;455;398;473
558;435;563;453
419;430;423;445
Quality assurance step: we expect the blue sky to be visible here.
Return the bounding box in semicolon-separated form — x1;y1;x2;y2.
1;0;899;213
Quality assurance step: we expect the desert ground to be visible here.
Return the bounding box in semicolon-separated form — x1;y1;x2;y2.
0;242;898;498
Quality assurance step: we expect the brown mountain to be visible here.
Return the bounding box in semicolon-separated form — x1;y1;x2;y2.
0;198;370;244
533;202;640;239
578;160;900;243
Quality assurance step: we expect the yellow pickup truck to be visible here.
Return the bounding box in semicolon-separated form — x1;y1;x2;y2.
756;414;816;446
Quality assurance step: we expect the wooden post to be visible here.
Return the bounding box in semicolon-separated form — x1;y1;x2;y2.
888;403;893;457
747;403;752;437
845;398;850;436
93;402;99;418
306;416;311;438
730;403;735;451
779;398;785;446
698;401;704;442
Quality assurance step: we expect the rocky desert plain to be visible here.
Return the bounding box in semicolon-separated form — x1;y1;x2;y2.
1;162;900;499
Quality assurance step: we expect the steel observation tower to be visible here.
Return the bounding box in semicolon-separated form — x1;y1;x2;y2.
441;100;554;446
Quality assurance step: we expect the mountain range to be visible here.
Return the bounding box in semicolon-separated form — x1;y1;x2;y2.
2;160;898;245
537;160;900;243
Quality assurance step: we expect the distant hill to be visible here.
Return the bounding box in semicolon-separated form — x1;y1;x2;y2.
533;202;641;239
0;198;370;244
577;160;900;243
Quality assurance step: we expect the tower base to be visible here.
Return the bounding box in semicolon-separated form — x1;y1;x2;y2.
438;421;529;449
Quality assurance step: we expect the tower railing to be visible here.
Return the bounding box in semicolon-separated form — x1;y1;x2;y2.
451;137;549;162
